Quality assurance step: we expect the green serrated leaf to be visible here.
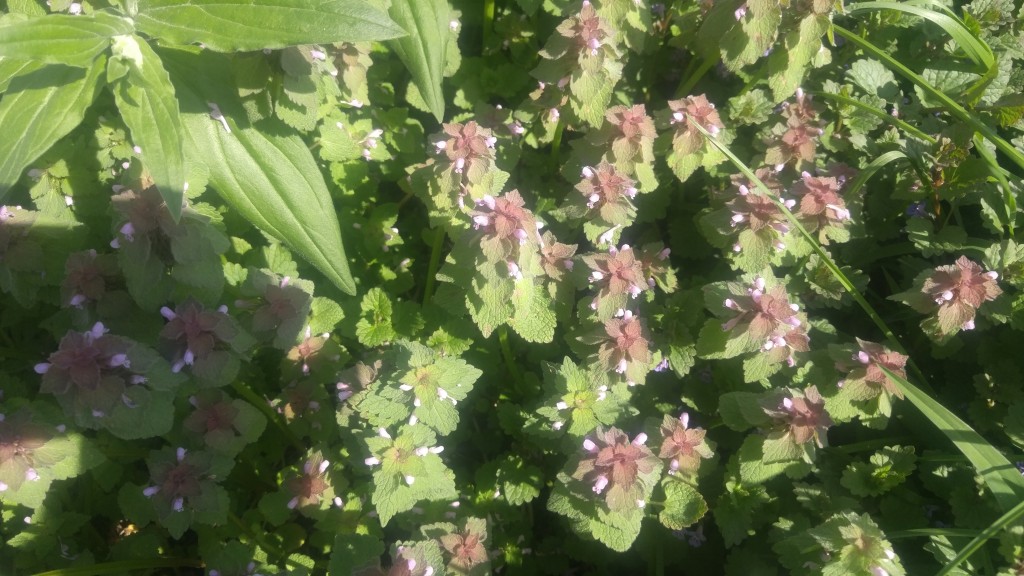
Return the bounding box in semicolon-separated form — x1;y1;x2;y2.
659;480;708;530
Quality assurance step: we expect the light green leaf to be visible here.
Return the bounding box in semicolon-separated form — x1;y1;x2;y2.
386;0;448;122
162;48;356;295
659;480;708;530
0;60;105;202
136;0;405;52
0;12;133;66
111;35;187;221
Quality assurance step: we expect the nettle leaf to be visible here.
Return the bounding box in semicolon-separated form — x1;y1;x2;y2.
718;392;772;431
767;15;830;102
136;0;405;52
536;358;623;438
846;59;900;100
735;435;810;484
356;287;398;347
386;0;448;122
368;425;459;526
111;36;188;221
0;12;133;66
547;471;643;552
329;533;384;576
162;48;356;295
0;58;105;202
840;445;917;497
659;479;708;531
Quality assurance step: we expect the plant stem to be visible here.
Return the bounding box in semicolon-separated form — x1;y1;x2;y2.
228;512;301;568
231;380;304;452
498;326;523;390
809;90;935;143
422;226;446;305
675;57;716;98
483;0;496;53
550;117;566;169
31;558;204;576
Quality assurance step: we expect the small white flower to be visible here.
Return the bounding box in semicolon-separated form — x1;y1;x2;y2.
583;438;597;452
364;457;380;466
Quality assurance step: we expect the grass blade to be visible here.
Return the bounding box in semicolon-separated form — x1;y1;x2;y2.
832;24;1024;173
882;366;1024;514
935;497;1024;575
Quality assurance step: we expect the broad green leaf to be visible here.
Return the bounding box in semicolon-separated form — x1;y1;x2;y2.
136;0;405;52
659;480;708;530
386;0;448;122
111;35;187;221
0;60;105;202
161;48;356;295
883;367;1024;514
0;12;133;66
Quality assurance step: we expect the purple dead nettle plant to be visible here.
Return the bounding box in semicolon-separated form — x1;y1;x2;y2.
790;168;857;243
833;339;909;402
598;309;653;385
575;162;637;225
721;277;809;366
285;452;342;511
35;322;148;420
575;427;661;512
286;326;344;377
0;409;52;493
61;250;119;309
658;412;713;476
183;390;243;447
894;256;1001;337
597;104;657;167
582;244;650;314
539;231;578;281
762;386;832;448
666;94;723;148
439;518;490;573
235;272;312;349
724;170;794;253
109;186;182;251
766;88;823;170
159;299;244;378
143;446;219;516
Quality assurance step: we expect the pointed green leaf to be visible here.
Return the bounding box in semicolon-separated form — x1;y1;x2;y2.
0;13;133;66
386;0;449;122
136;0;405;52
162;48;356;295
0;60;105;202
111;36;187;221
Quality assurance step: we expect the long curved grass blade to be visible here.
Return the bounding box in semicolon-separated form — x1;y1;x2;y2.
845;150;909;197
882;366;1024;515
936;497;1024;575
31;557;203;576
845;2;993;72
833;24;1024;173
810;90;936;143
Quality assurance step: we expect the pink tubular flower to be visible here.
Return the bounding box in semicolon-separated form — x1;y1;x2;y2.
469;190;538;259
583;244;648;307
60;250;118;309
0;410;51;493
438;121;497;177
575;162;637;224
285;454;331;510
